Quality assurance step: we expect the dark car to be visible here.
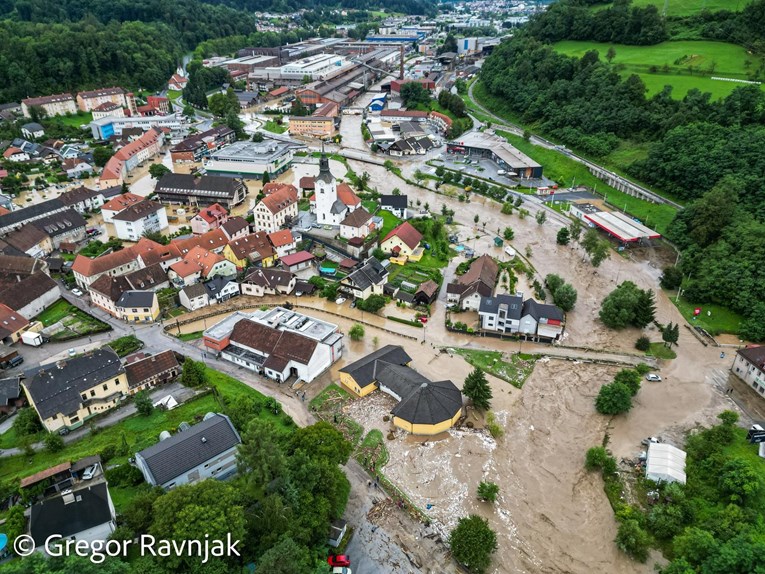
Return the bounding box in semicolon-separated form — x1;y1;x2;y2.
327;555;350;568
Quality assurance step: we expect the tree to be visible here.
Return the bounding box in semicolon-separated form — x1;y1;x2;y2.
93;146;115;168
3;504;27;553
501;202;513;215
393;187;402;195
435;166;445;177
662;321;679;347
614;369;641;396
181;357;207;387
255;536;313;574
718;458;763;503
634;289;656;328
251;131;264;143
535;210;547;225
545;274;565;294
238;419;287;493
477;481;499;502
134;390;154;416
569;220;582;243
463;368;492;411
740;303;765;342
148;163;171;180
182;104;196;118
660;265;683;290
556;227;570;245
358;294;386;313
503;227;515;240
635;336;651;351
13;407;42;436
349;323;365;341
615;519;651;562
225;109;245;138
595;382;633;415
552;283;578;312
439;34;458;55
585;446;610;471
606;46;617;63
474;214;480;224
44;432;64;453
400;82;431;107
290;421;352;466
600;281;643;329
449;515;498;574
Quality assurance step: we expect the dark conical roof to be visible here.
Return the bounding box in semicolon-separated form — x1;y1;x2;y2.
316;150;334;184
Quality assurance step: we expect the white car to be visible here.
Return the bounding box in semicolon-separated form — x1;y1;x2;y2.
335;297;347;305
68;348;76;357
82;464;99;480
71;288;83;297
645;373;662;382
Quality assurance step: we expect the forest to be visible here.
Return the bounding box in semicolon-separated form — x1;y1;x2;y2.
199;0;438;16
479;0;765;338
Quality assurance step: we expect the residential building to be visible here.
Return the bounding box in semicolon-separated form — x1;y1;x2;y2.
446;254;498;311
190;203;229;235
732;346;765;398
267;229;297;258
339;345;463;435
414;280;439;305
168;246;237;287
288;115;335;138
22;348;128;431
155;173;247;209
0;376;24;415
5;225;53;258
31;208;87;249
21;93;77;118
72;248;141;289
30;483;117;551
115;291;159;323
380;194;408;218
380;221;423;257
76;87;128;112
280;250;314;272
168;72;188;91
135;413;242;489
173;229;229;256
0;198;67;235
251;185;299;233
0;303;29;344
179;283;210;311
21;122;45;139
60;186;105;214
478;294;565;340
99;128;164;187
339;257;388;300
204;138;295;179
89;114;183;140
0;254;48;283
340;207;374;240
132;237;183;271
111;200;169;242
223;233;277;269
124;350;180;394
101;192;144;223
3;147;28;162
88;264;168;317
221;216;250;241
309;153;361;226
62;158;94;179
0;272;59;319
204;276;240;304
170;126;236;163
92;102;124;121
241;268;296;297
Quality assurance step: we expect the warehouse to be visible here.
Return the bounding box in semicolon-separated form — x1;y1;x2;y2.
447;131;543;179
203;139;295;179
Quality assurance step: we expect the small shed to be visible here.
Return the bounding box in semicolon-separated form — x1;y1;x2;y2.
328;519;347;548
493;236;503;247
646;442;686;485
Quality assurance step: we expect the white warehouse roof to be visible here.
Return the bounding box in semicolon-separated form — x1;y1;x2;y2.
646;442;686;484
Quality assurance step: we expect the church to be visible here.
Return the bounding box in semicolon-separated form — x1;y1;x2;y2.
309;152;362;226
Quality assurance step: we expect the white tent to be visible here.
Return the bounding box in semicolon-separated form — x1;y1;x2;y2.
646;442;687;484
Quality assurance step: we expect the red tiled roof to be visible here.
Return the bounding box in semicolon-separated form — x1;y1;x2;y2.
260;186;298;214
262;182;298;196
299;176;315;190
20;462;71;488
172;229;228;255
380;110;428;118
337;183;361;207
267;229;294;248
72;247;137;278
382;221;423;250
281;251;314;267
101;192;143;213
194;203;228;223
227;233;274;261
3;147;23;158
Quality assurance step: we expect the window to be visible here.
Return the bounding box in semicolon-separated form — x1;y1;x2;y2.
81;394;87;401
114;379;119;385
103;383;108;391
90;390;95;397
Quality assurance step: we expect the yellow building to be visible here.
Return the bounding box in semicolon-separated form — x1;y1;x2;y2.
22;348;129;432
289;116;335;138
380;221;423;258
223;233;277;270
115;291;160;323
339;345;464;435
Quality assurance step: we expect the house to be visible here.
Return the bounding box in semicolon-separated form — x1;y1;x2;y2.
5;225;53;258
21;93;76;118
0;303;29;344
88;264;168;317
241;268;296;297
446;254;498;311
223;233;277;269
280;250;314;272
76;87;128;112
190;203;229;235
168;73;188;91
478;294;565;340
0;197;68;235
251;185;299;233
135;413;242;489
72;248;141;289
32;208;87;249
221;216;250;241
0;376;24;414
30;483;117;551
155;173;247;209
111;200;169;242
204;276;240;304
262;182;298;196
340;207;374;240
132;237;183;271
59;186;105;214
732;346;765;398
173;229;229;256
380;221;423;257
62;158;94;179
179;283;210;311
92;101;124;120
380;194;408;219
309;155;361;226
100;128;164;187
101;192;144;223
339;345;463;435
115;291;159;323
0;254;48;282
289;115;335;138
170;127;236;163
22;348;128;431
339;257;388;300
21;122;45;139
124;350;180;393
414;280;439;305
294;280;316;296
3;147;29;162
0;272;59;319
520;298;565;340
168;246;237;287
267;229;297;258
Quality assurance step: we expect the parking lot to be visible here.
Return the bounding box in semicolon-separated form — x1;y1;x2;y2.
433;150;555;189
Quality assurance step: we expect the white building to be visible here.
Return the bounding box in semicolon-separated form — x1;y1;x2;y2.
732;346;765;398
111;200;169;242
312;153;361;226
251;186;299;233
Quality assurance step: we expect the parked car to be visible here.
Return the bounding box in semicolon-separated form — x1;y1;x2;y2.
331;568;352;574
645;373;662;382
335;297;347;305
327;556;350;568
68;348;76;357
71;288;83;297
82;464;99;480
418;316;428;324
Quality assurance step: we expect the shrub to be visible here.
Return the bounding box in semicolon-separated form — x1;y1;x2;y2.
13;407;43;437
585;446;609;471
349;323;365;341
100;444;117;463
614;369;641;396
477;481;500;502
595;382;633;415
44;433;65;453
105;464;145;487
615;519;651;562
449;515;498;574
635;336;651;352
485;411;504;439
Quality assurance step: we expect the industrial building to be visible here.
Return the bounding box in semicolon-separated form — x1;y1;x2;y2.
249;53;354;87
447;131;543;179
203;138;296;180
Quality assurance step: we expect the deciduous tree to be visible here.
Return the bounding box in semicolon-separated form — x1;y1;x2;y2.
449;514;498;574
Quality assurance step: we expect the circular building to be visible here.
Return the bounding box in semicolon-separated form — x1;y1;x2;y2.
390;379;464;436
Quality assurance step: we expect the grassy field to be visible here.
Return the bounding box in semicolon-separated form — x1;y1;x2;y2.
35;299;77;326
668;292;745;336
263;119;287;134
453;349;537;389
167;89;182;101
0;368;292;485
608;0;747;17
48;112;92;128
378;208;402;239
554;39;763;99
177;331;204;341
647;342;678;360
495;130;678;233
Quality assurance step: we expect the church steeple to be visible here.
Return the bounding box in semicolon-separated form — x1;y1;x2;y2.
316;143;333;183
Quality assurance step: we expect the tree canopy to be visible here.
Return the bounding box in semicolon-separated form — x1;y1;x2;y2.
449;514;498;574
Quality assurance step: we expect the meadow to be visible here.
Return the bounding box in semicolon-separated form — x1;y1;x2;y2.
554;39;763;99
617;0;747;17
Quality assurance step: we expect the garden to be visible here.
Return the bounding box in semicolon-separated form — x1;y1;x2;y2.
35;299;111;341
